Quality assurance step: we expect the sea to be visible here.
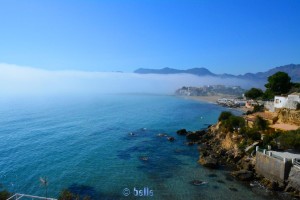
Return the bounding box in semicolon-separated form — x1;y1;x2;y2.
0;94;291;199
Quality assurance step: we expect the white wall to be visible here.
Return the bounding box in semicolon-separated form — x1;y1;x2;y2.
274;96;287;108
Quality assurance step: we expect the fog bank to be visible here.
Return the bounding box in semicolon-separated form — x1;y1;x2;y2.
0;63;263;97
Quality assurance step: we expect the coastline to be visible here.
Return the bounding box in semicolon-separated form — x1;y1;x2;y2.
179;95;250;113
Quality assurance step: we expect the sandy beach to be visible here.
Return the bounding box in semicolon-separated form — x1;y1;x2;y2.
180;95;250;113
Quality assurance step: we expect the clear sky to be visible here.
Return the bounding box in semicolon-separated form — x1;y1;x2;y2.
0;0;299;75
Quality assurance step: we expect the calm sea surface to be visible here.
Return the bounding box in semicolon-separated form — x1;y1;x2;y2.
0;95;288;199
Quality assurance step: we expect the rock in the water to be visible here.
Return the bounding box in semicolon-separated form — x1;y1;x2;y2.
198;156;218;169
176;129;188;135
231;170;253;181
186;132;200;141
167;137;175;142
190;180;208;186
208;173;218;178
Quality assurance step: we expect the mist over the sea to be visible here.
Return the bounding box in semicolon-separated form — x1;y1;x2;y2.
0;63;263;97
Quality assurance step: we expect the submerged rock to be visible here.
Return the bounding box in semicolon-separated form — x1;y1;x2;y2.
231;170;253;181
167;137;175;142
217;180;225;184
208;173;218;178
229;187;238;192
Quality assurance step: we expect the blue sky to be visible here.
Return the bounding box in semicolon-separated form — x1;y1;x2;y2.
0;0;299;75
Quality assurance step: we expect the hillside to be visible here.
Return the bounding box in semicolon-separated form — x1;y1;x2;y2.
134;64;300;82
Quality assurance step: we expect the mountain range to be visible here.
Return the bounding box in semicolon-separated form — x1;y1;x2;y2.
134;64;300;82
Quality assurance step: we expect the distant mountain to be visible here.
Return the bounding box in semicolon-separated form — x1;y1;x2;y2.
134;64;300;82
134;67;215;76
237;64;300;81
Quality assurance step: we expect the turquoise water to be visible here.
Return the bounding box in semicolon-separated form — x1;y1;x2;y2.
0;95;286;199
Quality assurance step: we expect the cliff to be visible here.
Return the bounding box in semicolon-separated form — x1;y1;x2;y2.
277;109;300;126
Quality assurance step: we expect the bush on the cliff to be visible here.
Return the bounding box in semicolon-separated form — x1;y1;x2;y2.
262;131;280;148
245;129;261;141
278;129;300;151
223;115;245;132
238;140;247;150
218;111;233;121
254;116;269;131
252;105;264;113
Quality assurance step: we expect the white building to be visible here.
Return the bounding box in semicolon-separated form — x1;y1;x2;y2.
274;93;300;110
274;96;288;109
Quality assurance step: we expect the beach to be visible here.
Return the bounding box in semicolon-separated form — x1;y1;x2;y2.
180;95;250;113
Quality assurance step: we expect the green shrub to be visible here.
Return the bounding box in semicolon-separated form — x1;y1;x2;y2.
262;132;280;148
252;105;264;113
219;112;246;132
245;129;261;141
254;116;269;131
238;140;247;150
278;129;300;151
218;111;233;121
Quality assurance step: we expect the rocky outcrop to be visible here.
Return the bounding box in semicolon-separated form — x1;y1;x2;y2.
176;129;188;135
178;124;299;197
186;132;199;141
277;108;300;126
285;166;300;196
198;155;218;169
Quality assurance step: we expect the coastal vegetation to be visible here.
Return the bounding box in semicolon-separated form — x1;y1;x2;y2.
0;189;10;200
245;72;298;100
278;129;300;151
244;88;264;102
218;111;299;151
264;71;292;97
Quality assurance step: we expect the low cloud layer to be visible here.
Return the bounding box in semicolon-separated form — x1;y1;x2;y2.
0;63;263;97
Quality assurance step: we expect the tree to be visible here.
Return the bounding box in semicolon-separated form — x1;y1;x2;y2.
244;88;264;101
265;72;292;96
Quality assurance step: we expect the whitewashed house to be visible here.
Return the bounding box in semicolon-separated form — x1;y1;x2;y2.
273;93;300;110
274;96;288;109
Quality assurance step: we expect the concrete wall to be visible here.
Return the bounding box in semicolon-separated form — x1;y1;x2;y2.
255;152;292;183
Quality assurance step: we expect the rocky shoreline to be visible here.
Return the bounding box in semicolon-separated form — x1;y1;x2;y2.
176;125;300;199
